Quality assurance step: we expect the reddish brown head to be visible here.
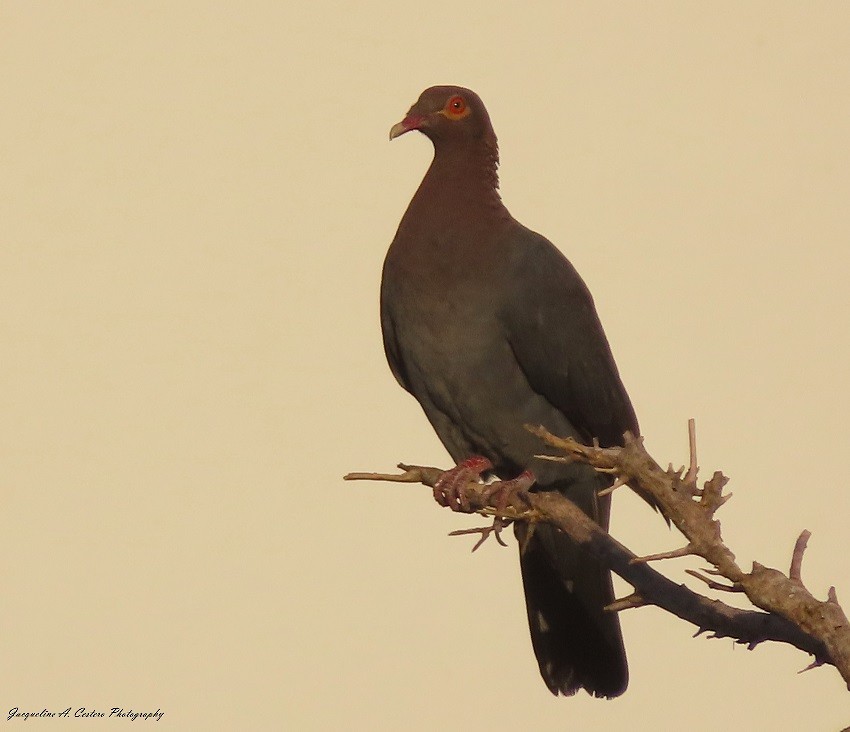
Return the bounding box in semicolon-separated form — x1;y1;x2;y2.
389;86;495;146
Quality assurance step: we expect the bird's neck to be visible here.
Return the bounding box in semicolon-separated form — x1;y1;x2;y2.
417;137;503;211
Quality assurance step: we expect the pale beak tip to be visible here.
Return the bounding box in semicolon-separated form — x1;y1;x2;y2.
389;121;407;141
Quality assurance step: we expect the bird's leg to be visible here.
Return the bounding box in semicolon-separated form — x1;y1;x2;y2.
433;456;493;512
448;470;536;551
481;470;535;513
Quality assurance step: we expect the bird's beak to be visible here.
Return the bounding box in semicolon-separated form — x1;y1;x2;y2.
389;114;425;141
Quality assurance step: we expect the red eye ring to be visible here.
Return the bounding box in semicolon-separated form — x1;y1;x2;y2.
446;95;467;116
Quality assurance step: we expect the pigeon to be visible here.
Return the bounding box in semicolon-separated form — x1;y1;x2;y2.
381;85;638;697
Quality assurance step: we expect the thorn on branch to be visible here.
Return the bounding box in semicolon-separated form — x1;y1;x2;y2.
517;521;537;556
798;657;826;674
630;545;695;564
686;569;744;593
534;454;573;464
671;473;701;498
598;475;629;497
700;471;731;513
449;517;512;552
606;593;646;613
667;463;684;479
622;431;643;446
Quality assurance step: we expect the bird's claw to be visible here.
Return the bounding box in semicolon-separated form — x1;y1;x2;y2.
481;469;535;514
445;469;536;551
433;456;493;512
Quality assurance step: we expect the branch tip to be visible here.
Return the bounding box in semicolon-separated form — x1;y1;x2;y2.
605;593;646;613
630;545;694;564
798;658;825;674
789;529;812;582
598;475;629;497
683;418;698;486
686;569;744;593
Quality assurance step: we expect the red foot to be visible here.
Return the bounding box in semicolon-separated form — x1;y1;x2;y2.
445;469;537;552
433;456;493;512
483;469;535;511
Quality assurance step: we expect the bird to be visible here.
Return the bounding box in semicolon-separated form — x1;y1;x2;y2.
381;85;639;698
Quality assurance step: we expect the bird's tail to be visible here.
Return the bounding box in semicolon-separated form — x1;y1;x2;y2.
514;477;627;698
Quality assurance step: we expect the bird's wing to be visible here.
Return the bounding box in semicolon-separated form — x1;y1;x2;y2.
498;227;638;448
379;279;413;394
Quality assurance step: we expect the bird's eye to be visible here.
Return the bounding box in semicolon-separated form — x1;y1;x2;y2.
445;95;467;117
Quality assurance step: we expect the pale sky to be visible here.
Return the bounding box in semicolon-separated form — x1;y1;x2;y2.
2;2;849;729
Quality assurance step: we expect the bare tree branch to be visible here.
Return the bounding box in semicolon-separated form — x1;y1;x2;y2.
528;423;850;689
345;422;850;689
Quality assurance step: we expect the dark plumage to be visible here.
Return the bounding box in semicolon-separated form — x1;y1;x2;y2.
381;86;637;698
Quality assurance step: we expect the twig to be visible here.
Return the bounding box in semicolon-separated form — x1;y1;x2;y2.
683;417;698;487
685;569;743;593
630;545;694;564
790;530;811;582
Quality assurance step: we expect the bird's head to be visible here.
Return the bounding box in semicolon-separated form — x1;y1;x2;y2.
389;86;494;145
